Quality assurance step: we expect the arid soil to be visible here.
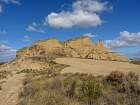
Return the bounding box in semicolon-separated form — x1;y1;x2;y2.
0;57;140;105
0;71;25;105
55;58;140;76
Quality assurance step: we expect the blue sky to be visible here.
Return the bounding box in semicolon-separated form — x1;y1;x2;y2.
0;0;140;61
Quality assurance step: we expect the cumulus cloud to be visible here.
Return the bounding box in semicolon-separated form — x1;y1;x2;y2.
26;22;46;33
0;42;16;62
46;0;112;28
72;0;111;13
0;0;20;13
106;31;140;49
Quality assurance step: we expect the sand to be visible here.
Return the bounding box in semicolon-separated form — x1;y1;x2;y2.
0;71;25;105
55;58;140;76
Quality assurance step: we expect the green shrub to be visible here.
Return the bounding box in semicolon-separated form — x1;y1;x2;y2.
106;71;125;85
18;76;81;105
66;80;77;98
80;76;103;105
106;71;140;105
18;72;139;105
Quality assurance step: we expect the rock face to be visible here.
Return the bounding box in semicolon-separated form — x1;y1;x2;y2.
16;36;129;62
16;39;65;59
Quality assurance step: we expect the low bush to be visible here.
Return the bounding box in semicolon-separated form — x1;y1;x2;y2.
0;62;5;65
0;70;12;80
18;71;140;105
130;60;140;65
105;71;140;105
106;71;125;85
80;76;103;105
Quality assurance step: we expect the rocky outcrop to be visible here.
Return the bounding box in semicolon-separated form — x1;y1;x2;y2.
35;38;63;48
16;36;129;62
16;39;65;59
64;36;92;48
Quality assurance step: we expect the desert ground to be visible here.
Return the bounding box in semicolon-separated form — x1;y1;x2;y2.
0;58;140;105
55;58;140;76
0;71;25;105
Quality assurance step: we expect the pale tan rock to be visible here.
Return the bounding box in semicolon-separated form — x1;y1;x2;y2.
35;38;63;48
64;36;92;48
0;58;49;71
16;45;48;59
16;36;129;62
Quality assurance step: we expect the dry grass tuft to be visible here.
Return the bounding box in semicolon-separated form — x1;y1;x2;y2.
0;70;12;80
18;71;140;105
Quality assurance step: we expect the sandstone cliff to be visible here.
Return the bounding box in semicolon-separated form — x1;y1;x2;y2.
16;36;129;62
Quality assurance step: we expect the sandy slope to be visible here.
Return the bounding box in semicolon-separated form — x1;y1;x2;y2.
0;72;25;105
55;58;140;76
0;57;139;105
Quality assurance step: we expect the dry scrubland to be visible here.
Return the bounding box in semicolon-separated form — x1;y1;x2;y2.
18;70;140;105
0;37;140;105
0;72;25;105
131;61;140;65
0;70;12;90
15;57;139;105
0;57;140;105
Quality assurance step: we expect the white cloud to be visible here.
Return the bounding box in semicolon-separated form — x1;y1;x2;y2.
72;0;111;13
83;33;95;38
0;42;16;62
0;0;20;5
46;0;111;28
26;22;46;33
0;0;20;13
23;35;31;42
105;31;140;49
47;11;102;28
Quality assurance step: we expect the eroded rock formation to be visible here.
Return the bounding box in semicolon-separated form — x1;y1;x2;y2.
16;36;129;62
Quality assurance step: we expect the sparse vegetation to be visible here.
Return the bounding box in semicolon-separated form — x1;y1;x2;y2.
80;76;103;105
0;62;5;65
130;60;140;65
17;60;68;77
0;70;12;90
18;71;140;105
0;70;12;80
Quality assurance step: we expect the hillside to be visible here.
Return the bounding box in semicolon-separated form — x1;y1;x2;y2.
16;36;129;62
0;36;129;72
0;36;139;105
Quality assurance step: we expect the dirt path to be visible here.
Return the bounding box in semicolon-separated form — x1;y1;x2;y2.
0;72;25;105
55;58;140;76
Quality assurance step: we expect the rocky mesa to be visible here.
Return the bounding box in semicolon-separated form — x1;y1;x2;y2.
16;36;129;62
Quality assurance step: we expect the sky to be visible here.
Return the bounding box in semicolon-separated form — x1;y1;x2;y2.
0;0;140;62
